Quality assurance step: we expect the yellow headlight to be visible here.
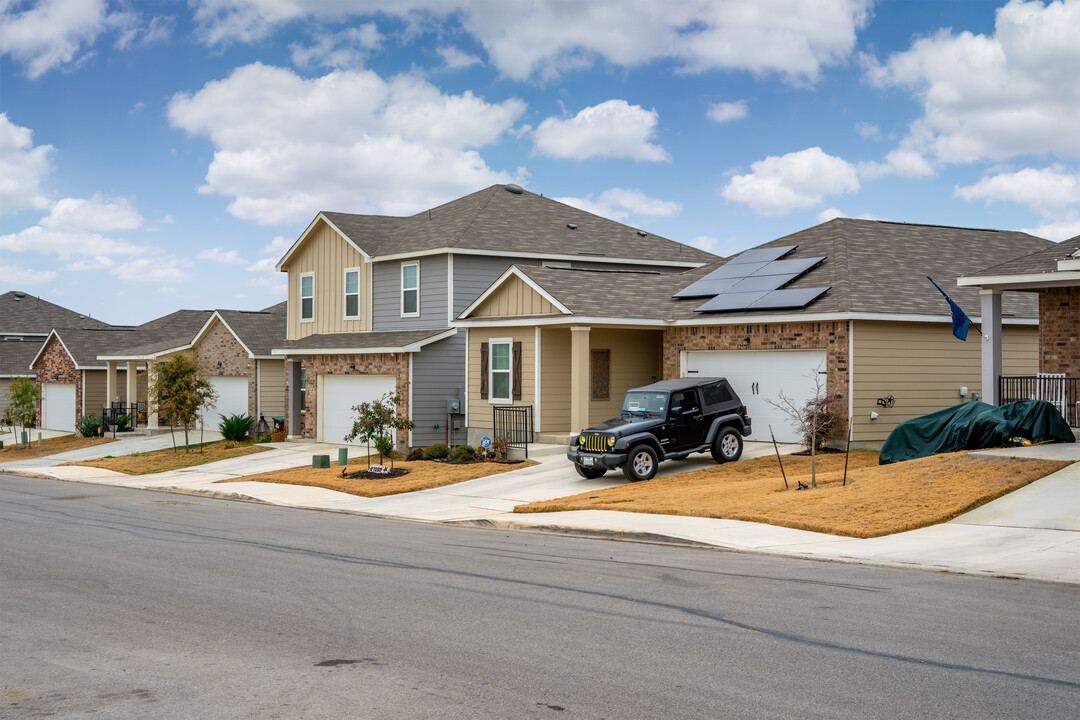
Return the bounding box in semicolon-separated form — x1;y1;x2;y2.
607;436;615;447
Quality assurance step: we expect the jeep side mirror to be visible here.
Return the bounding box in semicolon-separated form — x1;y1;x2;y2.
670;406;683;416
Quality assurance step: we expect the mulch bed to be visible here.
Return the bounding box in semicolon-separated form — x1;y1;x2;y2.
432;456;527;465
341;467;409;480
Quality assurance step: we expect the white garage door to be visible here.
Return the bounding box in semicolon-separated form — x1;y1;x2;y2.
685;350;828;443
321;375;397;445
203;376;249;429
43;382;76;433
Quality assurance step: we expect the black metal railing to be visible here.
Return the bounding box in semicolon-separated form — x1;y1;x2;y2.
999;375;1080;427
493;405;534;457
102;401;147;429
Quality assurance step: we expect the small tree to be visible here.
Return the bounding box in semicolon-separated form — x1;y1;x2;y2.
344;391;415;469
764;366;843;488
150;354;217;452
6;377;38;446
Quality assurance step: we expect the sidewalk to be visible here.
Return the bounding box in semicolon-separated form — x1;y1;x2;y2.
4;440;1078;584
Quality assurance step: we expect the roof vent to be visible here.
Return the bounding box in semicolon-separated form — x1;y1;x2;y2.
566;223;577;230
13;291;26;299
637;230;648;237
504;183;524;194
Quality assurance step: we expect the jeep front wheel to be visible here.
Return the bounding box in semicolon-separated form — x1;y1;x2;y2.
575;463;607;479
622;444;658;482
711;427;743;463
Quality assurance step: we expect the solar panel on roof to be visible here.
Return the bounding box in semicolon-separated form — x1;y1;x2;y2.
671;278;740;298
693;291;771;312
747;287;830;310
672;244;828;310
701;261;771;279
726;273;800;293
726;245;796;264
747;256;825;277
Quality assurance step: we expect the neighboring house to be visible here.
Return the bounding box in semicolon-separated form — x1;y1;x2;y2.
272;183;716;447
958;237;1080;425
97;303;287;429
1;290;112;426
456;218;1052;447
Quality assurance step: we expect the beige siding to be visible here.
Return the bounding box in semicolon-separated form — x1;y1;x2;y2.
588;329;662;426
84;368;145;413
472;276;561;318
258;359;286;419
284;219;371;340
467;326;536;430
0;378;10;417
852;321;1039;444
540;328;571;431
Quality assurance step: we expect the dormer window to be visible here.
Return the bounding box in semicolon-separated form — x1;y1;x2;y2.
300;272;314;322
344;268;360;319
401;261;419;317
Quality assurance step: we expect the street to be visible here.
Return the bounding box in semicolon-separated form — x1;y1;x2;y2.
2;473;1078;719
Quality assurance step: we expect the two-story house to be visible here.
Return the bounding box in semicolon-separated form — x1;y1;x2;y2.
272;183;716;447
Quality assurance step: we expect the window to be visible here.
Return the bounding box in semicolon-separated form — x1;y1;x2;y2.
401;261;419;317
344;268;360;319
299;368;307;410
591;349;610;400
489;339;512;403
300;273;314;322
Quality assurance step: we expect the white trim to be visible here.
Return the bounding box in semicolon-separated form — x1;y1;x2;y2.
299;272;315;323
269;328;458;356
408;353;414;448
369;246;706;268
256;360;262;420
679;349;686;378
343;266;362;320
957;270;1080;290
453;311;1039;329
30;330;73;369
534;326;541;432
275;212;370;270
463;327;469;422
458;266;573;319
81;369;86;417
488;337;513;405
847;319;854;439
401;260;420;318
447;253;455;327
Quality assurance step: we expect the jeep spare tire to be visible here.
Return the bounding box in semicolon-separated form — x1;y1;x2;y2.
623;444;658;482
575;463;607;479
711;427;743;463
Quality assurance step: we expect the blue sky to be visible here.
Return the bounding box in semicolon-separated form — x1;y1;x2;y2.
3;0;1080;325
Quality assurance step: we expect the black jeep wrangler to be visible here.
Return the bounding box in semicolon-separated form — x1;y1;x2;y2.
567;377;751;482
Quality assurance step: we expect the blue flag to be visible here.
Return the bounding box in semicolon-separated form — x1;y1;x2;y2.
928;276;972;341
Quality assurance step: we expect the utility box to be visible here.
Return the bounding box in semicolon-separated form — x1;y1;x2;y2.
446;398;461;414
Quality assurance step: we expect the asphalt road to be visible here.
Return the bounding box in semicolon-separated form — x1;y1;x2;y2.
2;474;1078;719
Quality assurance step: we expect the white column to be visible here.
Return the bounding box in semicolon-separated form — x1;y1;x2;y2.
105;361;118;414
125;361;138;407
981;289;1003;405
570;326;591;433
146;362;159;428
287;359;303;438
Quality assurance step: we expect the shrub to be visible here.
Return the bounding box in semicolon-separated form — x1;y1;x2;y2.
423;443;450;460
451;444;477;461
491;434;511;461
104;413;132;432
219;413;253;442
374;434;395;460
257;432;272;444
77;414;103;438
405;447;424;462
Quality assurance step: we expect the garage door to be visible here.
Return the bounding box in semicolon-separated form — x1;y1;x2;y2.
321;375;397;445
685;350;828;443
203;376;249;429
42;382;76;433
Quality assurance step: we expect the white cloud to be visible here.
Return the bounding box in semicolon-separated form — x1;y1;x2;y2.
63;255;114;271
247;256;278;273
0;114;52;214
722;147;860;215
0;258;56;285
167;63;525;224
955;165;1080;212
190;0;870;83
553;188;681;221
707;100;749;123
41;194;143;232
290;24;381;69
816;207;880;222
687;234;741;257
197;247;248;264
111;256;191;283
0;0;108;78
864;0;1080;174
260;235;292;255
437;45;482;69
855;122;880;141
1022;214;1080;242
533;100;669;162
0;194;147;257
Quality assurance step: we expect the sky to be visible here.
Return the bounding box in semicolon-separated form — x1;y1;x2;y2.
3;0;1080;325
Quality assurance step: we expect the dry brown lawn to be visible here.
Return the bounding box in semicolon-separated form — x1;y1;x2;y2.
68;441;269;475
0;434;115;461
218;456;536;497
515;451;1070;538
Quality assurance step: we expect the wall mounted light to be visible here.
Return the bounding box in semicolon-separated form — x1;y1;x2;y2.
349;363;356;371
870;411;879;420
740;337;751;347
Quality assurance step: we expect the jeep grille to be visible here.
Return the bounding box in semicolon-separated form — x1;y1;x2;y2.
581;434;609;453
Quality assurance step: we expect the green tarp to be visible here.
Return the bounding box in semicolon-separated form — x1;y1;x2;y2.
879;400;1075;465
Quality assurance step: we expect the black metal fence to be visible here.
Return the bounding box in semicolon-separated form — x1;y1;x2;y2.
493;405;533;457
102;402;147;429
999;376;1080;427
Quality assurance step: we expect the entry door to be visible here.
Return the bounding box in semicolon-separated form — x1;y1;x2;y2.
685;350;827;442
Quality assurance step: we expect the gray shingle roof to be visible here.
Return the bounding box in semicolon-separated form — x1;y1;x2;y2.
963;236;1080;278
106;310;215;357
37;328;142;368
0;291;111;334
274;328;452;353
319;184;715;264
480;219;1052;322
1;339;44;376
217;302;286;357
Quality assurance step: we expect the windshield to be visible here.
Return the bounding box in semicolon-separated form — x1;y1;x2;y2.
621;391;669;415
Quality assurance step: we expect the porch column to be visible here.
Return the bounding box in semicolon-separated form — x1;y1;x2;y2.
981;289;1003;405
570;325;591;433
146;362;159;428
105;361;118;413
287;359;302;438
125;361;138;406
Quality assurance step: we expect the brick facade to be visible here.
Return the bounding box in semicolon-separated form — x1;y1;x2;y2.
297;353;411;444
661;321;850;439
1038;287;1080;375
193;320;257;418
33;336;81;423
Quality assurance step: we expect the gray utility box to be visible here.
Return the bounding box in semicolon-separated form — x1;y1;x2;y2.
446;398;461;414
